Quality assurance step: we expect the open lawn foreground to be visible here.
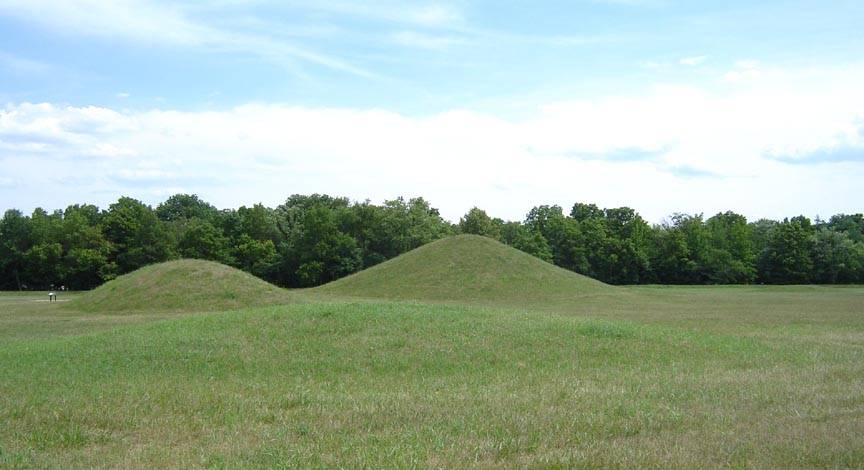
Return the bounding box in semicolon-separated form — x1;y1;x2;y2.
1;285;862;468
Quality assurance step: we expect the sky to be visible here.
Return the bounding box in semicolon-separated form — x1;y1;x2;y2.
0;0;863;223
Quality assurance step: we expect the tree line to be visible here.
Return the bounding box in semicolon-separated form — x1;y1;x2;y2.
1;193;862;290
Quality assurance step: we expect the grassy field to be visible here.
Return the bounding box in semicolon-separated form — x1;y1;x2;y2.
1;239;863;468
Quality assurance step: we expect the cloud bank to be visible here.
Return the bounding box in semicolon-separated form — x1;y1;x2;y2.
2;64;863;222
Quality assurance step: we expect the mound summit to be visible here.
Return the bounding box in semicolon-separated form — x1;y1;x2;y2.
71;259;291;313
317;234;611;306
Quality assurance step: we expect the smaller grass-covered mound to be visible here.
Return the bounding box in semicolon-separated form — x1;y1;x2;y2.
71;259;291;313
316;234;612;307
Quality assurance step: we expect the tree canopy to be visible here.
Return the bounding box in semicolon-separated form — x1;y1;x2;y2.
1;193;861;290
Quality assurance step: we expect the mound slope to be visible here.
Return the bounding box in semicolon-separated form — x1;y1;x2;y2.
71;259;291;313
316;234;611;306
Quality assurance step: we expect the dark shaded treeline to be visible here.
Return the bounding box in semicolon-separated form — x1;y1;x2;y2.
1;194;862;290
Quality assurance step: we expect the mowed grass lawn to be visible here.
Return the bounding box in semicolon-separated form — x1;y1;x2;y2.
1;287;863;468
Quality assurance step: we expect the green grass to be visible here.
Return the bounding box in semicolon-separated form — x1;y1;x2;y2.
69;259;293;314
0;292;180;342
1;285;863;468
2;242;863;467
316;234;612;306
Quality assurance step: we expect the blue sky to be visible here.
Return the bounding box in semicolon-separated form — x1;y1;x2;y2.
0;0;863;222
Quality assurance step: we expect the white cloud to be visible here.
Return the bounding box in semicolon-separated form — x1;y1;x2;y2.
724;59;762;82
1;63;863;221
735;59;760;69
679;55;707;66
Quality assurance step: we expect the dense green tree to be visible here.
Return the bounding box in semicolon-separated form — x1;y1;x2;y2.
650;225;696;284
827;214;864;243
233;235;279;280
0;209;31;290
550;217;590;273
499;222;553;262
603;207;646;241
524;205;590;270
63;247;112;290
1;193;861;289
672;214;712;282
237;204;279;242
524;205;565;239
28;208;64;247
597;238;651;284
274;199;363;287
749;218;779;256
646;214;710;284
376;197;453;256
564;204;651;284
64;204;102;226
458;207;500;239
292;206;362;286
17;208;65;289
811;230;862;283
341;201;390;267
102;197;174;273
757;216;815;284
570;202;603;222
273;195;356;286
23;242;64;289
704;211;756;283
219;203;281;281
600;207;652;284
178;219;234;264
60;204;114;289
156;194;219;223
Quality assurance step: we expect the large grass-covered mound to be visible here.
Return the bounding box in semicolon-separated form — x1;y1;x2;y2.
71;259;291;313
316;234;611;306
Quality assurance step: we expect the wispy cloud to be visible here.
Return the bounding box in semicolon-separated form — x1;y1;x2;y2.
0;0;205;44
770;145;864;165
0;51;53;74
667;164;720;178
639;55;707;70
390;31;467;50
590;0;669;6
0;0;380;79
0;0;622;81
281;1;465;28
561;147;669;162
